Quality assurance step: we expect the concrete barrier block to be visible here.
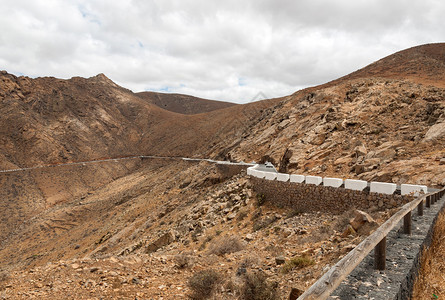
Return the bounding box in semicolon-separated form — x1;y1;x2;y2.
306;175;323;185
323;177;343;188
290;174;305;183
255;171;266;179
370;182;397;195
247;167;254;176
401;184;428;196
276;173;290;182
264;172;278;180
345;179;368;191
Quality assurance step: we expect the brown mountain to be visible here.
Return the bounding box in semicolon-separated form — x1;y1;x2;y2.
136;91;236;115
321;42;445;89
1;43;445;298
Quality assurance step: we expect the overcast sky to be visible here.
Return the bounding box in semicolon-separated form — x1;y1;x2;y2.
1;0;444;103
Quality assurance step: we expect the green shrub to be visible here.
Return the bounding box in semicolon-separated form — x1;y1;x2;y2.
256;194;266;206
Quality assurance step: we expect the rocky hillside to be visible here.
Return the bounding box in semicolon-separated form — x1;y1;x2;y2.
136;91;236;115
321;42;445;89
1;43;445;298
216;43;445;187
0;71;272;169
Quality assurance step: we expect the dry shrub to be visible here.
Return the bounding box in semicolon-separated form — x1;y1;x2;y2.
207;235;244;256
188;269;221;299
281;255;315;274
174;253;193;269
240;271;278;300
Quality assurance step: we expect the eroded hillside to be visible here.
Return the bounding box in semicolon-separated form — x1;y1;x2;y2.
1;43;445;298
224;78;445;186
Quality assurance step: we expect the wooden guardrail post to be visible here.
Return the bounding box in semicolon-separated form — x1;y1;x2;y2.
417;199;423;216
426;195;431;208
403;211;412;234
374;237;386;270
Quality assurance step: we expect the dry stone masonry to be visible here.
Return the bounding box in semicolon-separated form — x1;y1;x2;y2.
247;164;428;214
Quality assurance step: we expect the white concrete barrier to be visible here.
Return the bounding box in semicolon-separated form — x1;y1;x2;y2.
247;167;254;176
276;173;290;182
344;179;368;191
265;172;278;180
370;182;397;195
306;175;323;185
290;174;305;183
401;184;428;196
255;171;266;179
323;177;344;188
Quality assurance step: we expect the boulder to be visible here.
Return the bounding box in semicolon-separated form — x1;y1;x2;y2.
354;145;367;157
275;256;286;265
350;210;376;231
423;122;445;142
145;231;176;253
341;224;356;237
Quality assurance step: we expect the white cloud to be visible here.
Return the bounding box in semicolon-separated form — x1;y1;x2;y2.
1;0;444;103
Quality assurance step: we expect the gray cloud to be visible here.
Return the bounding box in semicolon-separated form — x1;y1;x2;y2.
1;0;444;103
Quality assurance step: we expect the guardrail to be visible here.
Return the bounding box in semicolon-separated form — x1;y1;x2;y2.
296;188;445;300
247;165;428;196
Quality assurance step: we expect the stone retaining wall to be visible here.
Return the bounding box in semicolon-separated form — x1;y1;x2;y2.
215;164;250;179
251;177;413;214
398;199;445;299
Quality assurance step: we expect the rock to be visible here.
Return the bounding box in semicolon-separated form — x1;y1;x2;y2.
354;164;365;175
245;233;254;241
275;256;285;265
334;156;352;166
349;210;376;231
440;158;445;165
423;122;445;141
354;145;367;157
227;212;236;220
146;231;176;253
309;133;326;145
341;225;356;237
70;263;80;269
344;244;357;251
131;277;141;284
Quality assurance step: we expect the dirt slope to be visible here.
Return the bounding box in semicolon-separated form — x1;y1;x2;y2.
136;91;236;115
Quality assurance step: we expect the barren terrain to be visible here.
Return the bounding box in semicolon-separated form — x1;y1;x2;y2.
1;43;445;298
